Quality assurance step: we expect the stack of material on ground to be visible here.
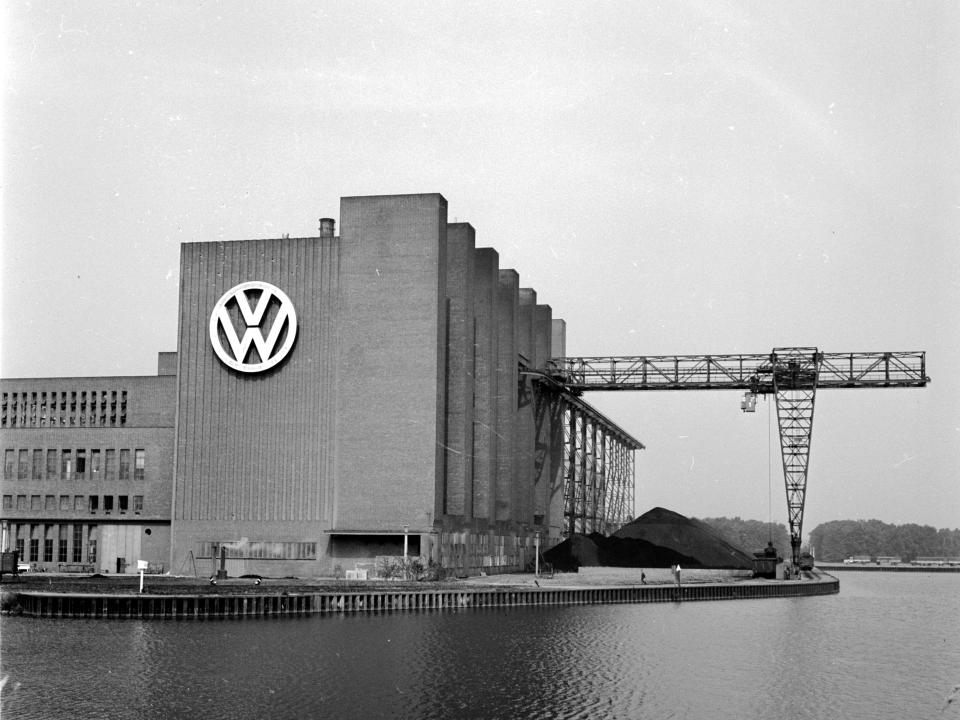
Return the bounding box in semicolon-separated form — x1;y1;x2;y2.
544;507;754;571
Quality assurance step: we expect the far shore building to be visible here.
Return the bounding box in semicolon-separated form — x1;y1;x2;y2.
1;193;641;578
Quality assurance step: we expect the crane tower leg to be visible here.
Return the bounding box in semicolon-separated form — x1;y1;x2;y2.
771;348;822;568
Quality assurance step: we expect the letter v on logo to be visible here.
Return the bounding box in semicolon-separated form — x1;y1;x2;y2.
209;281;298;373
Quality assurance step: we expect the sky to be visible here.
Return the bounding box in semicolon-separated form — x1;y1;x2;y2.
3;1;958;535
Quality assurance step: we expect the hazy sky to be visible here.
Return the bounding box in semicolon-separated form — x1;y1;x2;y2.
3;1;958;534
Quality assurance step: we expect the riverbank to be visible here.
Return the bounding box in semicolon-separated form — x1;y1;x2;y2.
817;562;960;572
1;568;838;618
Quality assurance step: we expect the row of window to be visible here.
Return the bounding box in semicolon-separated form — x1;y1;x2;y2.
3;494;144;514
196;541;318;561
3;448;145;482
10;524;92;564
1;390;128;428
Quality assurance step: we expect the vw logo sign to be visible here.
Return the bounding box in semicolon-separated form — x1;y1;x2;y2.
209;281;298;373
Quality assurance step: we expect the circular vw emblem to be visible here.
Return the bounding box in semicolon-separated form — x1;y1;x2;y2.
209;281;298;373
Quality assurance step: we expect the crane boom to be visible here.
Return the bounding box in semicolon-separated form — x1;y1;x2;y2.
545;348;929;567
550;350;927;392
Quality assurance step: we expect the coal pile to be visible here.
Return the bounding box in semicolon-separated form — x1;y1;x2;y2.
543;507;753;571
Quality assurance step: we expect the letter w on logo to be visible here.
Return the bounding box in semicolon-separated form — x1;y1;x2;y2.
213;288;291;364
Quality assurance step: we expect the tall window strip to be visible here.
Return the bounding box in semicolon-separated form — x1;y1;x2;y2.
119;450;130;481
46;450;57;479
4;450;13;480
32;450;43;480
61;451;73;481
91;449;101;477
134;449;145;481
72;525;83;562
76;449;86;480
18;450;29;480
105;449;116;479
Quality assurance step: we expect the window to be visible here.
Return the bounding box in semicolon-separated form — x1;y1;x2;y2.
133;495;143;514
88;495;98;513
18;450;29;480
4;449;13;480
59;538;68;563
91;449;101;477
119;450;130;481
32;450;43;480
196;541;318;560
46;450;57;480
44;538;54;563
61;450;73;480
88;538;97;563
74;495;85;511
45;495;55;511
134;449;145;481
60;495;70;510
16;495;26;510
2;495;11;509
119;495;128;514
29;538;39;562
30;495;41;510
15;538;24;561
72;526;83;562
76;450;86;480
105;449;116;479
103;495;114;513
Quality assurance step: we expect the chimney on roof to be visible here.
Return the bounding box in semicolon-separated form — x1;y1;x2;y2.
319;217;335;238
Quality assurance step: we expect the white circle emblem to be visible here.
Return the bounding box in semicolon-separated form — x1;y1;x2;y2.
209;281;298;373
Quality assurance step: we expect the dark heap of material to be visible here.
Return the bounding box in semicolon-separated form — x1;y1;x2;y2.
544;507;754;571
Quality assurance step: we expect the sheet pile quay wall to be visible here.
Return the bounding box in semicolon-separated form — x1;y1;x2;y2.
11;576;839;619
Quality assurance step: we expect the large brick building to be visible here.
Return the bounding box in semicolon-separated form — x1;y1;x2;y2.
2;193;640;577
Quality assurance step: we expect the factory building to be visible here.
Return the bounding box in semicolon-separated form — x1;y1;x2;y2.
1;193;640;578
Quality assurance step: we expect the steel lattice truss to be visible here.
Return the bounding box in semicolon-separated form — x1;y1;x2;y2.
550;351;927;392
546;348;929;565
528;382;641;538
770;348;820;563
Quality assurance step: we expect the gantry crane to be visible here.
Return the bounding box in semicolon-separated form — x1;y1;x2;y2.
548;348;929;566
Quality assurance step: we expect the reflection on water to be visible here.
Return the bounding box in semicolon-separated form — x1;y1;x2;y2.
2;573;958;720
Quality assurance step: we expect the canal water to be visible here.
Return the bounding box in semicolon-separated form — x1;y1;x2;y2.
2;572;958;719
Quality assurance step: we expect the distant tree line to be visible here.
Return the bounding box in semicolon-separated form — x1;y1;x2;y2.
808;519;960;562
698;516;791;558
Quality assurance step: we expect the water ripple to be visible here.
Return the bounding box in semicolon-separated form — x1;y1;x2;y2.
3;574;958;720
